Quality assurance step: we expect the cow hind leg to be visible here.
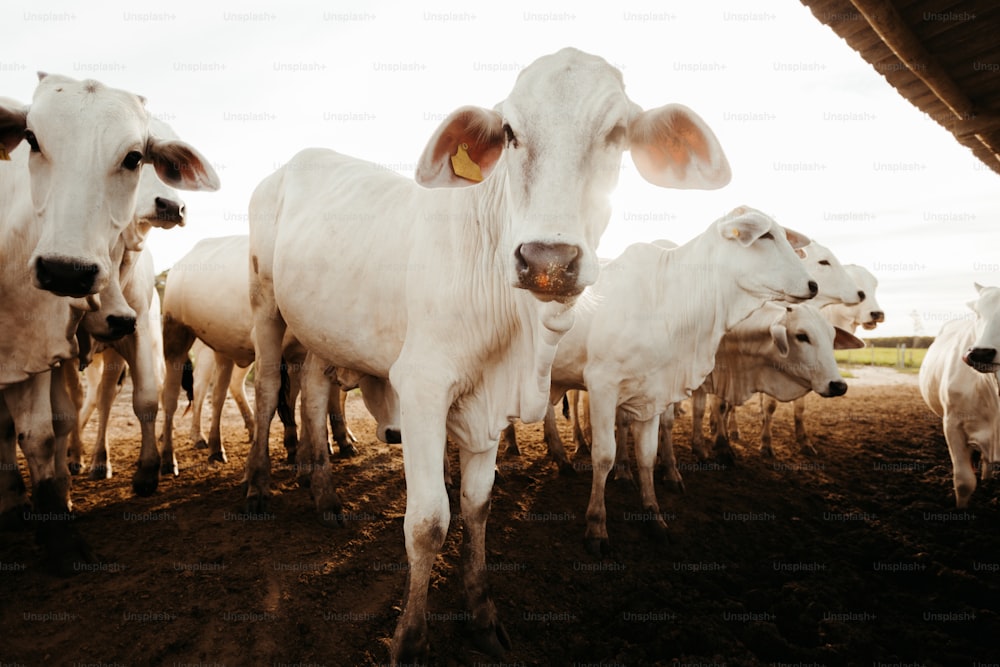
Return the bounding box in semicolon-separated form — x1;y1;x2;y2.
584;394;617;556
160;318;196;483
206;353;234;464
299;353;343;523
329;387;358;458
711;398;737;467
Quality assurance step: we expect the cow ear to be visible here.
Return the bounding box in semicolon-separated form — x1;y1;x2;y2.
629;103;731;190
0;101;28;158
415;106;504;188
717;206;772;247
975;282;987;294
785;228;811;251
833;327;865;350
770;321;790;357
145;137;220;192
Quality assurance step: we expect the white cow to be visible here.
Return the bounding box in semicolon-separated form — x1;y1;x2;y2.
822;264;885;332
799;241;866;308
546;207;813;554
161;235;360;470
0;74;218;571
68;152;186;487
920;283;1000;508
685;302;864;472
246;48;731;663
753;263;883;454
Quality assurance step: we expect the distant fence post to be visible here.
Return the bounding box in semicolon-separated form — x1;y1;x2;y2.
897;343;906;369
870;342;875;366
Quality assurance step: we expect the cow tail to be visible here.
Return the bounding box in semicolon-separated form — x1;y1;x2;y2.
181;358;194;403
562;393;570;419
277;358;295;427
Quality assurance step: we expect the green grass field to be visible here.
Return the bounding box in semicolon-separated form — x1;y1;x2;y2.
835;345;926;371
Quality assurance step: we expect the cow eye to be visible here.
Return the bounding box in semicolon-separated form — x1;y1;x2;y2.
24;130;40;153
502;123;518;149
122;150;143;171
818;259;831;266
795;333;810;343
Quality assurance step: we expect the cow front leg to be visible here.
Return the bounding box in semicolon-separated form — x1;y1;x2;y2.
944;415;976;508
793;396;815;455
87;355;125;480
634;414;669;541
542;401;574;475
689;386;710;460
63;363;86;476
459;444;511;658
584;392;617;556
657;405;684;493
760;395;778;457
389;371;452;665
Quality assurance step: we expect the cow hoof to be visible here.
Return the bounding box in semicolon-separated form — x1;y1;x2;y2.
471;618;512;659
208;451;228;464
194;439;209;450
160;460;179;477
584;536;611;558
391;622;430;667
88;464;112;481
132;467;160;497
714;450;735;468
337;443;359;458
284;450;297;465
800;445;818;457
759;446;775;459
67;462;82;476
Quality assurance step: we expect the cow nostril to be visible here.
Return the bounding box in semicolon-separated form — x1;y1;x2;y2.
35;257;100;297
514;242;583;294
857;290;866;301
807;280;818;297
872;311;885;322
106;315;136;338
829;381;847;397
969;347;997;364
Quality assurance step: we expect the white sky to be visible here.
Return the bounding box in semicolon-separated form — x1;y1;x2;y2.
3;0;997;337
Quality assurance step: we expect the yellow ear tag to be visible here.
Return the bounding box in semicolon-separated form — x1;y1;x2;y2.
0;146;9;161
450;143;483;182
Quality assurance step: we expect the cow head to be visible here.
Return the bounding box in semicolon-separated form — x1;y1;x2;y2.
0;73;218;298
415;47;730;303
845;264;884;330
963;283;1000;373
768;304;863;397
713;206;817;304
799;241;865;308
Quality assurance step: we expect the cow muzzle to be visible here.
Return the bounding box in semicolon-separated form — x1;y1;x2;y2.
514;242;584;300
34;256;101;297
823;380;848;397
155;197;186;226
963;346;999;373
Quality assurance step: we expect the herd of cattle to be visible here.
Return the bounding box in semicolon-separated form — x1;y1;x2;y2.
0;48;995;664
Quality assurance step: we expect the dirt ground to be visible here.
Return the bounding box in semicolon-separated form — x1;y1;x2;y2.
2;366;999;667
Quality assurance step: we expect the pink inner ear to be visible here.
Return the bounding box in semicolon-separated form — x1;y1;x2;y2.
431;110;504;173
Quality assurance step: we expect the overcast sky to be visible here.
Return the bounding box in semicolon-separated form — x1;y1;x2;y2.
3;0;997;337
